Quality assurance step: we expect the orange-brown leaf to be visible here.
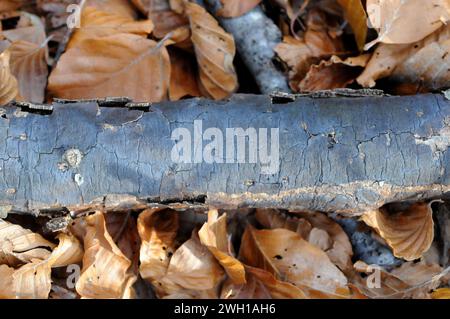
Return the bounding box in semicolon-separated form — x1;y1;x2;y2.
186;2;238;100
217;0;261;18
48;33;170;102
362;202;435;261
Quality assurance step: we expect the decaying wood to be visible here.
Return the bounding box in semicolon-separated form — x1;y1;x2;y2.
199;0;290;94
0;93;450;216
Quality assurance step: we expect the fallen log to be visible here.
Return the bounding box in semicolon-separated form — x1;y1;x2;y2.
0;93;449;216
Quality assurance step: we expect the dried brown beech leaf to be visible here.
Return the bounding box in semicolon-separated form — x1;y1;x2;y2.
358;25;450;88
131;0;188;39
48;33;170;102
239;226;351;298
168;47;200;100
362;202;435;261
105;212;141;273
165;232;225;291
336;0;367;50
256;210;354;273
138;208;179;289
7;40;48;103
75;212;137;299
275;29;343;91
68;6;154;49
365;0;450;49
353;261;449;299
198;209;246;285
2;12;46;45
0;218;55;267
186;2;238;100
299;54;369;91
293;211;354;273
0;0;22;13
1;12;48;103
138;208;224;299
221;265;308;299
0;232;82;299
0;48;18;105
86;0;138;19
217;0;261;18
389;261;443;286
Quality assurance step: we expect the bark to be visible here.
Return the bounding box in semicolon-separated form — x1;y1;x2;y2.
0;93;450;215
199;0;290;94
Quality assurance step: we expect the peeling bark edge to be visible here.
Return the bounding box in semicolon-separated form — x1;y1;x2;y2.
0;93;450;215
199;0;291;94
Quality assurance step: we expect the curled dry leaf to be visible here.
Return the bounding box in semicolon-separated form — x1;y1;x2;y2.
186;2;238;100
138;208;179;287
168;47;200;100
365;0;450;49
362;202;435;261
75;211;137;299
239;225;351;298
275;24;343;91
131;0;188;39
48;33;170;102
0;49;18;105
0;232;82;299
299;54;370;91
2;12;49;103
165;232;225;291
389;261;443;287
359;25;450;89
221;265;308;299
6;41;48;103
138;208;222;299
198;209;246;285
336;0;367;51
68;6;154;49
105;212;141;273
86;0;138;19
353;261;448;299
256;210;354;273
217;0;262;18
0;218;55;266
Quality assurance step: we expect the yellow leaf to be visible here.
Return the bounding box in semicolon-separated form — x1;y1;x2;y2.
432;288;450;299
362;202;435;261
48;33;170;102
186;2;238;100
